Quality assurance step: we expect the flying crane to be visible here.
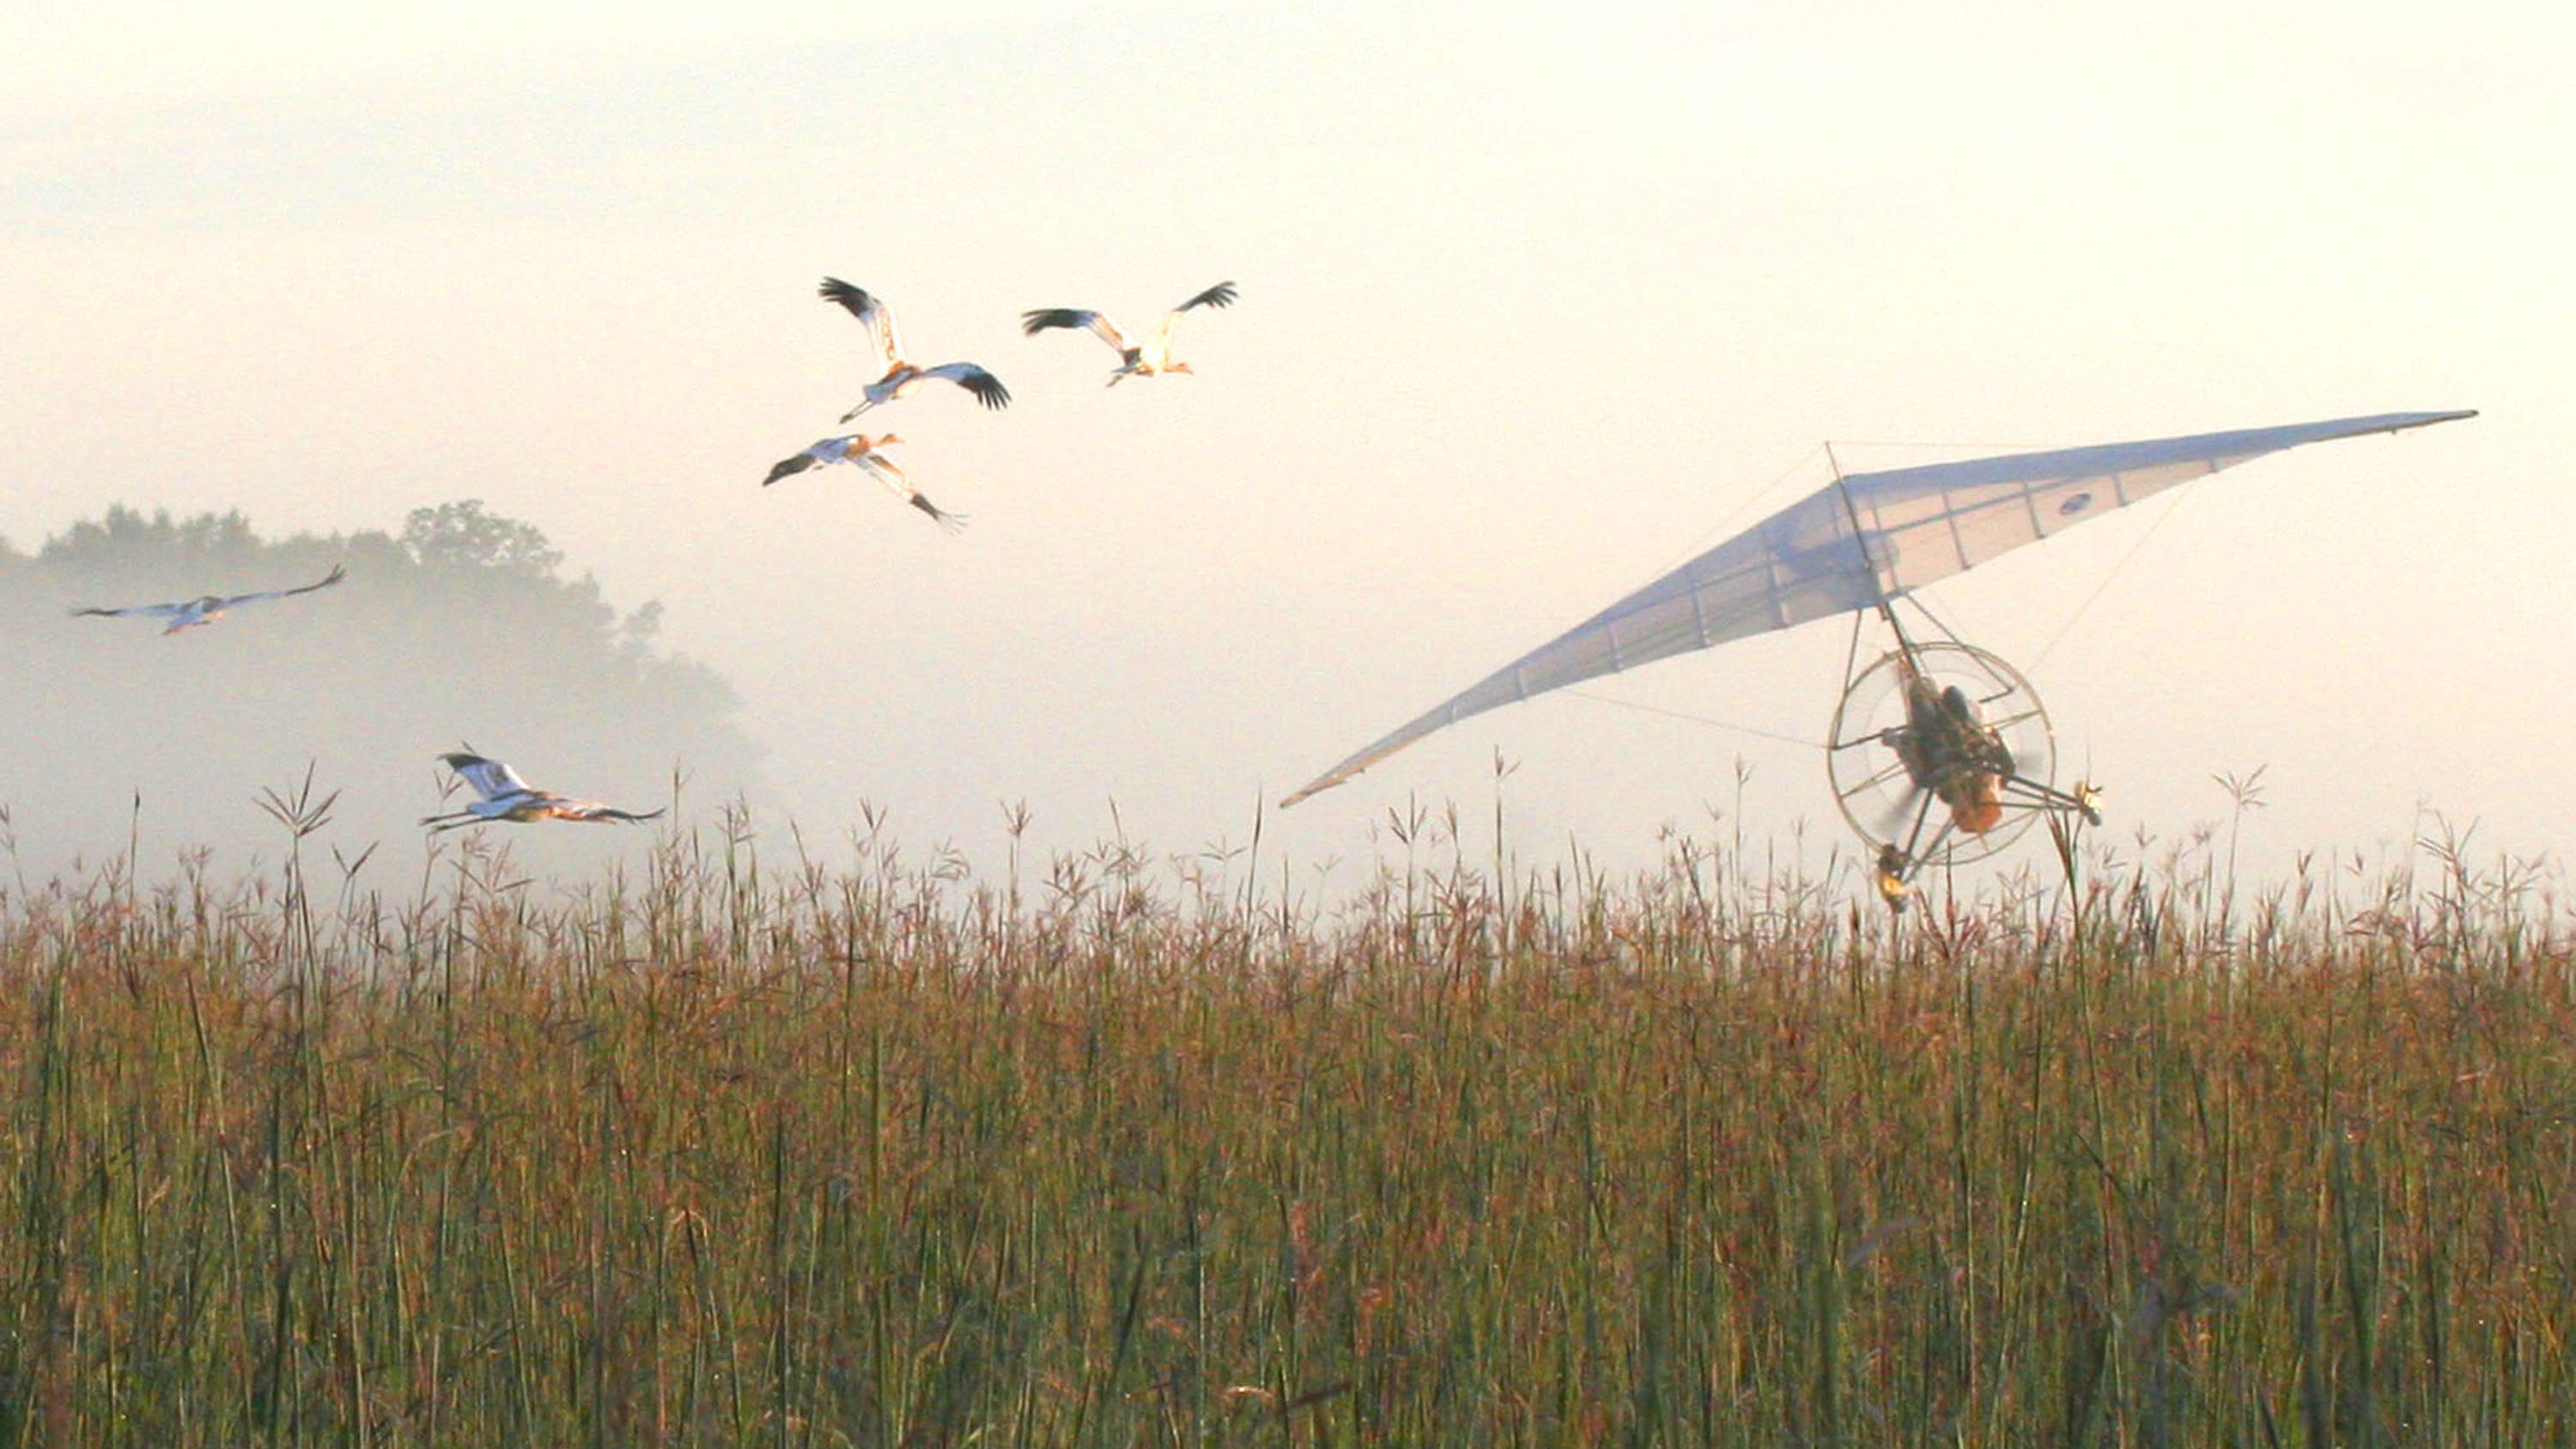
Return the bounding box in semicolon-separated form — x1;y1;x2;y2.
1280;409;2477;906
819;277;1011;420
70;563;348;635
421;751;665;834
1022;282;1238;385
762;433;968;532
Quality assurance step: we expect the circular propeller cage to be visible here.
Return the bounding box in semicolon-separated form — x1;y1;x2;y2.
1825;640;2057;869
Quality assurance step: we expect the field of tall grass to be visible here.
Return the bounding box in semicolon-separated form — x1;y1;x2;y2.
2;791;2571;1446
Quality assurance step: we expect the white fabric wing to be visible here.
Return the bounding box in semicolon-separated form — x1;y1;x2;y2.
1282;409;2474;805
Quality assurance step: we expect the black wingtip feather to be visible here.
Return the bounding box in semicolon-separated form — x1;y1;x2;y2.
817;276;874;316
909;495;969;531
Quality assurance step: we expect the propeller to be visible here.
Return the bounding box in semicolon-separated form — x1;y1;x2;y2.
1826;640;2059;870
1868;785;1933;846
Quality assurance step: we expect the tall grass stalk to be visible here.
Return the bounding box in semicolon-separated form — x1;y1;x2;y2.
0;815;2570;1444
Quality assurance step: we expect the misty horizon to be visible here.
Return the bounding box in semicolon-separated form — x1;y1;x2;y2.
5;0;2562;904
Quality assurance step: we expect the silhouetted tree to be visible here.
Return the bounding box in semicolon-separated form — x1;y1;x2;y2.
400;499;564;575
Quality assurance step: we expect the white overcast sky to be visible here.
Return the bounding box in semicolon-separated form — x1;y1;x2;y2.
3;0;2567;892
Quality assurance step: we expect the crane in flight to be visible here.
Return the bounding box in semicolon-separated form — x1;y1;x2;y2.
421;751;666;834
820;277;1010;420
762;433;967;531
70;563;347;635
1022;281;1237;385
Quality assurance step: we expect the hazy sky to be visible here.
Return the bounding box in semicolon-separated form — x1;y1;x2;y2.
4;0;2567;894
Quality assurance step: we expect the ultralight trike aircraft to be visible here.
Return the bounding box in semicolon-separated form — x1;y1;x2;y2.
1283;409;2476;908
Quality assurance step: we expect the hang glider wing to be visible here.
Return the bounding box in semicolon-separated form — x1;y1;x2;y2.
1281;409;2476;806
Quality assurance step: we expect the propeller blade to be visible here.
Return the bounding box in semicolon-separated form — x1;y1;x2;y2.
1871;785;1935;847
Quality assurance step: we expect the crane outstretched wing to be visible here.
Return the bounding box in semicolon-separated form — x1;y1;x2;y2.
1024;308;1128;353
819;277;903;367
1155;282;1236;352
848;446;910;492
557;801;665;824
764;449;825;486
439;751;534;802
919;362;1011;409
217;563;346;609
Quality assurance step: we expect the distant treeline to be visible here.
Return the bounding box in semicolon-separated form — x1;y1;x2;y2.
0;502;752;871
